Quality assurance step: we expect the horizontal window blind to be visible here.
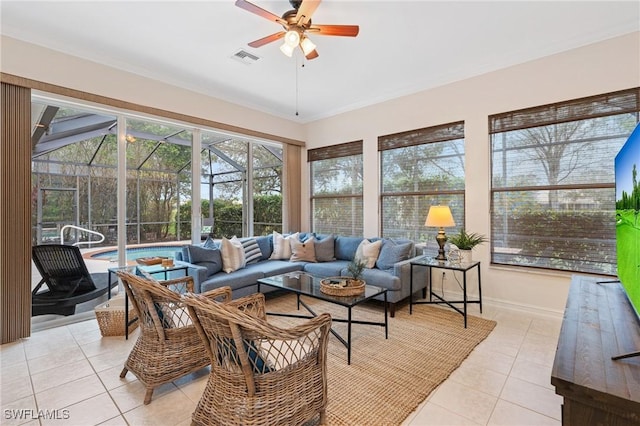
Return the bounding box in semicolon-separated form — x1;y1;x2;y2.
489;87;640;275
308;140;362;162
379;121;464;151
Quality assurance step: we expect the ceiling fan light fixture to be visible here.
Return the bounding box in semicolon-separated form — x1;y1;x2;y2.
279;42;295;57
284;29;300;47
300;36;316;55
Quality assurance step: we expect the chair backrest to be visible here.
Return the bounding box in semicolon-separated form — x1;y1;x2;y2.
32;244;96;293
183;292;331;397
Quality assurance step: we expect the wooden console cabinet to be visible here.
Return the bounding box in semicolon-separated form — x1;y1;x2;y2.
552;275;640;425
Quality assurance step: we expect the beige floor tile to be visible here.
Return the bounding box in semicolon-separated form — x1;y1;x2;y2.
97;364;137;391
30;358;95;394
0;341;26;367
80;335;136;359
2;360;30;383
510;357;554;390
86;348;130;373
528;317;562;338
1;375;34;405
499;376;562;420
174;373;209;403
429;380;498;425
35;374;107;410
488;399;560;426
447;362;508;397
27;346;87;375
406;401;482;425
110;380;178;413
462;347;515;376
0;395;38;426
96;415;129;426
123;389;196;426
40;393;120;426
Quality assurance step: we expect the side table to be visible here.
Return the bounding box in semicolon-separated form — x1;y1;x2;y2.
108;262;189;339
409;256;482;328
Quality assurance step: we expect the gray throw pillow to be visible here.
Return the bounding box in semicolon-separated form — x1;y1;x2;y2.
203;236;219;249
187;245;223;276
376;239;413;270
315;234;336;262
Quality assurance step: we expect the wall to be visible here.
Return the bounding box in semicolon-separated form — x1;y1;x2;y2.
0;36;305;143
303;32;640;316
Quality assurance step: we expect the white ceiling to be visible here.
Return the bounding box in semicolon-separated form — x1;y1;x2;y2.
1;1;639;123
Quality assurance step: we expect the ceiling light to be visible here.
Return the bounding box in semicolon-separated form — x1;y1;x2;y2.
300;37;316;56
284;30;300;47
279;43;295;57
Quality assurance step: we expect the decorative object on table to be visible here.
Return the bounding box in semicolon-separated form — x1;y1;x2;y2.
320;258;367;296
161;257;174;268
94;294;139;337
136;257;165;266
425;205;456;261
448;229;488;263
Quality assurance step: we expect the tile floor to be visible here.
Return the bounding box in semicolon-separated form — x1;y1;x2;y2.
1;301;563;426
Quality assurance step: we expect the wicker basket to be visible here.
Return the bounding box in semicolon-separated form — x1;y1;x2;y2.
95;295;139;337
320;277;365;296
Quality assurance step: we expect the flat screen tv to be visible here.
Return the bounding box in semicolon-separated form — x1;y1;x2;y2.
615;122;640;331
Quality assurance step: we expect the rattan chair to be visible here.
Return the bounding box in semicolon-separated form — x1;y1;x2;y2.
183;290;332;426
115;271;230;404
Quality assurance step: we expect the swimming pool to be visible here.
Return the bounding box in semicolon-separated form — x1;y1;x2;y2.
88;245;185;261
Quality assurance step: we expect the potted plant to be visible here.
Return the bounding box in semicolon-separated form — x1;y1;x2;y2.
448;229;488;262
346;258;367;286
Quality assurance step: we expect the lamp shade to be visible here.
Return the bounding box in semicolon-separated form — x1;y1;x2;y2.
425;206;455;227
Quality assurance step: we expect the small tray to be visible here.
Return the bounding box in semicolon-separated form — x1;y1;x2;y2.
136;257;164;266
320;276;365;296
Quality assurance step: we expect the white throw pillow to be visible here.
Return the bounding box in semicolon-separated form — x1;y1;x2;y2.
290;236;317;262
221;236;246;273
355;239;383;268
270;231;299;260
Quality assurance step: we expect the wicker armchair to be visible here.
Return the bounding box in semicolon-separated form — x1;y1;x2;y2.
183;290;332;426
115;271;231;404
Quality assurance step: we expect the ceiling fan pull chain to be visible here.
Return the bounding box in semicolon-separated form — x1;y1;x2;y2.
295;55;299;116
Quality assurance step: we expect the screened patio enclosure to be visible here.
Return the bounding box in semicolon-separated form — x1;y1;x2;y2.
31;96;283;248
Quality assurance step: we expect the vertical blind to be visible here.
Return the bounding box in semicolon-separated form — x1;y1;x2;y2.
309;141;363;236
489;87;640;274
379;121;465;244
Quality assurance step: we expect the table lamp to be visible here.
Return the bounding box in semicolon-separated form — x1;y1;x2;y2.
425;205;456;261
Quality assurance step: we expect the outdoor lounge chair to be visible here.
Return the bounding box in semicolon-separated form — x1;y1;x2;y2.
32;244;114;316
183;289;332;426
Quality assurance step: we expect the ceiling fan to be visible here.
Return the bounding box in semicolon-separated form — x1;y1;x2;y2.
235;0;359;60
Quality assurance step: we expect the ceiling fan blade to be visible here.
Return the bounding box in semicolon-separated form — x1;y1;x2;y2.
295;0;321;26
235;0;285;25
248;32;286;48
309;24;359;37
305;49;319;60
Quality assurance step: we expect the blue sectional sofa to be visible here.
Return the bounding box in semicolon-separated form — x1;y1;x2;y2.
175;232;427;317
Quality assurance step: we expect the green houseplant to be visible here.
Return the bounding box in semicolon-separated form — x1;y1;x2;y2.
448;229;488;250
448;229;487;263
346;258;367;285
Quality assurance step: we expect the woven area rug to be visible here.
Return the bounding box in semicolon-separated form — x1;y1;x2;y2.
266;294;497;426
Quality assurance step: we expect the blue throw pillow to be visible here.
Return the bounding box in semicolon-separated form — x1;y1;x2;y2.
334;236;364;260
203;236;219;249
219;338;274;374
187;245;223;276
376;239;414;270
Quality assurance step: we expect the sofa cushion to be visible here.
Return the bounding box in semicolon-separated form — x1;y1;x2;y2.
355;239;383;268
187;245;223;276
270;231;299;260
241;238;262;264
200;268;264;293
315;234;335;262
221;237;246;273
376;239;414;270
248;260;305;277
255;235;273;260
343;267;402;291
334;236;364;261
303;260;350;277
202;236;219;249
290;236;316;262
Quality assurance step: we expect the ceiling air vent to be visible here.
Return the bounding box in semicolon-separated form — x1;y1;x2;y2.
231;49;260;65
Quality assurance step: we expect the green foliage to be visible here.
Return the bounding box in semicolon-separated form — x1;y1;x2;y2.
347;258;367;281
448;229;488;250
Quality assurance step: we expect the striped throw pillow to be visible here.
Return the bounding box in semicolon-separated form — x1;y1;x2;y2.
242;238;262;264
221;236;246;273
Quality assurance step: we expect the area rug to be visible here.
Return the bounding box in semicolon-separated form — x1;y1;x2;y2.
266;294;497;426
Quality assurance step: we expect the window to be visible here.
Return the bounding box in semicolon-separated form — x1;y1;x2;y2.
490;88;640;274
309;141;363;236
379;122;465;243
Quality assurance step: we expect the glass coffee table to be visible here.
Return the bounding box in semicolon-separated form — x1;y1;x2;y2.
257;272;388;364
